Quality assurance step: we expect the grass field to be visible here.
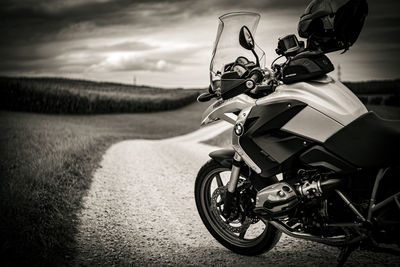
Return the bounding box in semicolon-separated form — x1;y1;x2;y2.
0;77;201;114
0;101;209;266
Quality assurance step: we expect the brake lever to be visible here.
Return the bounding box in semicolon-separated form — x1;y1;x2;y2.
253;84;274;95
197;92;215;102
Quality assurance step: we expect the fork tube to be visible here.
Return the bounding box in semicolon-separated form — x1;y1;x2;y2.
227;153;242;193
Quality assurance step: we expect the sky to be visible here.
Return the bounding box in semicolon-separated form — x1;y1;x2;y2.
1;0;400;88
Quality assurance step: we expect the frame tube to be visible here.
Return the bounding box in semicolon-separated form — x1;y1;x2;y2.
368;168;389;221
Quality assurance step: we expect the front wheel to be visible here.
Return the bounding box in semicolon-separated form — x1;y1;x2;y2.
194;159;281;255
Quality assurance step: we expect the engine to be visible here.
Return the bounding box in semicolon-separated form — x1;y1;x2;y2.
254;170;343;218
254;182;298;216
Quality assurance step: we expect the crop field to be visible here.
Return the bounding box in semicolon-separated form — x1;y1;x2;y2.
0;77;201;114
0;77;398;116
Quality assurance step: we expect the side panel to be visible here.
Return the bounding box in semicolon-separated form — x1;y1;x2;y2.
300;145;356;172
201;94;255;125
281;106;343;142
325;112;400;167
233;100;314;177
253;134;311;163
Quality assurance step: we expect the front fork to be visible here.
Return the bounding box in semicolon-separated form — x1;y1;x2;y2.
223;153;242;218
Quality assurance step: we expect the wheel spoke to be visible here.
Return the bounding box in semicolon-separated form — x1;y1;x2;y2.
200;168;274;245
239;226;248;239
215;173;223;187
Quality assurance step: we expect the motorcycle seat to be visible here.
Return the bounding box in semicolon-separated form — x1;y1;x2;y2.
325;111;400;168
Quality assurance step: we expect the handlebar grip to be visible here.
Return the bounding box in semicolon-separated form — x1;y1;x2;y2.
249;68;263;83
249;73;259;83
244;68;263;90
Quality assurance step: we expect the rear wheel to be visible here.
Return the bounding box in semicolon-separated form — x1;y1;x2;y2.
194;159;281;255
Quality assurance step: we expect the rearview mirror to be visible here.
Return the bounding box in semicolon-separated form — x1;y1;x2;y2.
239;26;259;67
239;26;254;50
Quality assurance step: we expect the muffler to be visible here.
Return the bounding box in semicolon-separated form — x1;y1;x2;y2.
262;219;363;247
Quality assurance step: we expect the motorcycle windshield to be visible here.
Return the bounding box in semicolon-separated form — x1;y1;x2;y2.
210;12;266;91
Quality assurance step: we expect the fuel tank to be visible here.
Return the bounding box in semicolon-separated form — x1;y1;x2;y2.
256;76;367;142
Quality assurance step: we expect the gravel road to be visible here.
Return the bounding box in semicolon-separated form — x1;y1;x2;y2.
75;123;399;266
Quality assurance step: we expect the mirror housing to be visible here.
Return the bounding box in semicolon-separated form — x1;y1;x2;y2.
239;26;260;67
239;26;255;50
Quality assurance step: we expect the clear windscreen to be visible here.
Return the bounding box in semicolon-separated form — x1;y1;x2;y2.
210;12;266;91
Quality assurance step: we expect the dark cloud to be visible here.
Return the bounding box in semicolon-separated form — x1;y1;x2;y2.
0;0;189;47
0;0;308;42
1;0;400;85
1;0;398;44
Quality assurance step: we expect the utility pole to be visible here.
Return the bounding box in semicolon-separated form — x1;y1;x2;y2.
133;75;137;86
337;64;341;81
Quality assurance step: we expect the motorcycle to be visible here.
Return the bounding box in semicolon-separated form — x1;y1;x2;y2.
194;6;400;266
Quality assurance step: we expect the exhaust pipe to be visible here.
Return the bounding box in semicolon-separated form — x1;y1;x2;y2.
298;178;344;198
262;219;363;247
320;178;344;192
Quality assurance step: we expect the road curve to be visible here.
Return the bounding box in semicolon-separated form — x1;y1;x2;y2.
75;123;399;266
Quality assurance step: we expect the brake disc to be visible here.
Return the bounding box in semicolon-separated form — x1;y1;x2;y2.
240;187;261;224
210;186;251;233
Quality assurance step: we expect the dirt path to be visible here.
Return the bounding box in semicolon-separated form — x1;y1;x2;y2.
75;123;399;266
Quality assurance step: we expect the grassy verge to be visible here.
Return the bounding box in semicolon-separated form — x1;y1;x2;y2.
0;101;209;266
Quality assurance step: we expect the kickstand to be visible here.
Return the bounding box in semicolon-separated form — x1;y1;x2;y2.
337;245;356;267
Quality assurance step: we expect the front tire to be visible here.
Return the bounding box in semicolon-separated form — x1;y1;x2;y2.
194;159;281;255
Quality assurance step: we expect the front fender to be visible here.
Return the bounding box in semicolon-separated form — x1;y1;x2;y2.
209;149;235;168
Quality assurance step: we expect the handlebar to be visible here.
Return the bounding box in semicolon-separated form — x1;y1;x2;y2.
249;68;263;82
250;72;261;82
244;68;263;91
198;66;269;103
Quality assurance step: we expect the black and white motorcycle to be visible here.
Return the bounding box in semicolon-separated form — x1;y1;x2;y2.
194;2;400;265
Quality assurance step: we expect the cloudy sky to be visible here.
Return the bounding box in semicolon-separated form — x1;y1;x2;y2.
1;0;400;88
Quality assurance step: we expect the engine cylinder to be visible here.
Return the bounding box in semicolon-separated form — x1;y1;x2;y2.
254;182;298;216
